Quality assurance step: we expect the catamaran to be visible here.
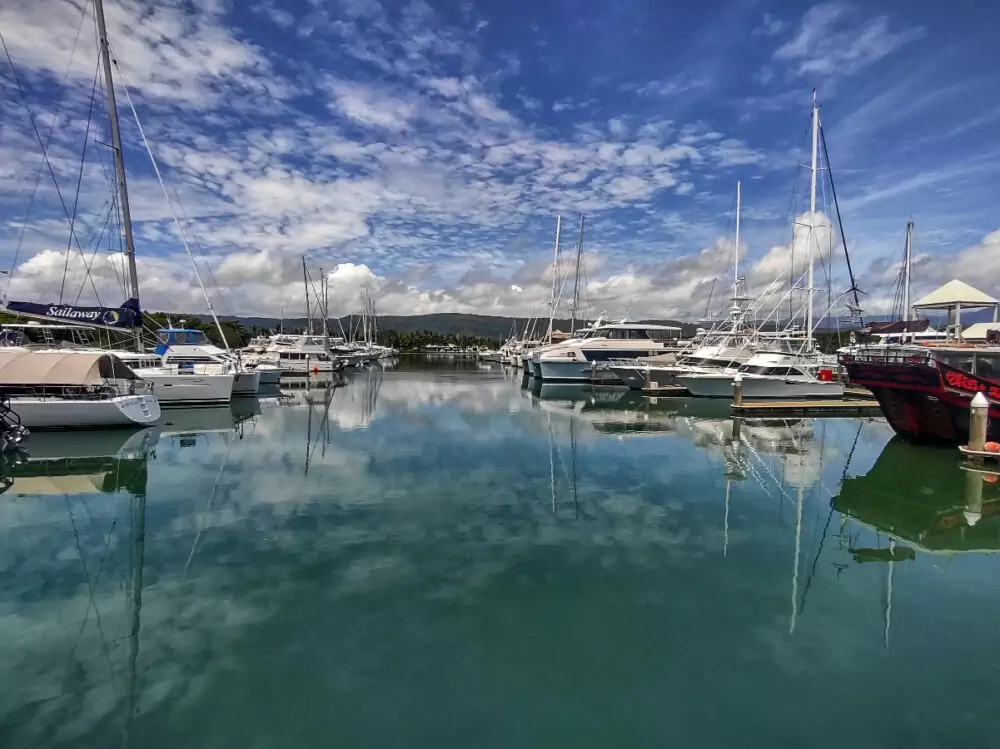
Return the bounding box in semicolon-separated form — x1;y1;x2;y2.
0;350;160;428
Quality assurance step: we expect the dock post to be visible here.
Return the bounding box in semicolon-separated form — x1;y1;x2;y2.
969;392;989;452
732;372;743;407
591;361;597;382
964;467;984;527
731;415;742;442
643;366;651;393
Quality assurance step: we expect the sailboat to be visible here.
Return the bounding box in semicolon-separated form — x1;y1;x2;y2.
679;92;848;400
2;0;256;403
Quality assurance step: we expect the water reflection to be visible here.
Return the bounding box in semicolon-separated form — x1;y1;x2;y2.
3;367;1000;747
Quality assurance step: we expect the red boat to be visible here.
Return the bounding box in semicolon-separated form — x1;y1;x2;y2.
841;343;1000;443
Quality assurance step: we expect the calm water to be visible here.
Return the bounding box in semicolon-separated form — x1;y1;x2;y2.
3;360;1000;748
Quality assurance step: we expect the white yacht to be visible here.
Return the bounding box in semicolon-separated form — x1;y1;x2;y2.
678;344;843;399
114;351;235;406
0;350;160;428
155;328;260;395
536;321;683;382
251;333;345;373
0;323;234;406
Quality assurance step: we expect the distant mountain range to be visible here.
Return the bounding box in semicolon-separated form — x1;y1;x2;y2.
195;309;996;341
221;313;701;340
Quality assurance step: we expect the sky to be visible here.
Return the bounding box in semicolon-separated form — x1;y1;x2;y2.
0;0;998;322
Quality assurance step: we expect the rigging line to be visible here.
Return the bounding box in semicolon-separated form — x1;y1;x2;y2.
72;205;115;306
110;52;231;351
820;122;864;325
60;59;102;303
0;1;90;302
0;33;107;307
62;497;119;695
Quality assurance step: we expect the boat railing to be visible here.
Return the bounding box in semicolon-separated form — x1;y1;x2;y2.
840;347;934;366
0;379;152;401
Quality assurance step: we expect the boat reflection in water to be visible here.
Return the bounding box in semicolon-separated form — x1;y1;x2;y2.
833;439;1000;555
0;427;154;746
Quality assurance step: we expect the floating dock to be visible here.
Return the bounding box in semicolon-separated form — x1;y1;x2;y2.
640;385;690;397
732;398;882;417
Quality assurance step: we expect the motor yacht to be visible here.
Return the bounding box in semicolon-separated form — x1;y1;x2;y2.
536;321;683;382
154;328;261;395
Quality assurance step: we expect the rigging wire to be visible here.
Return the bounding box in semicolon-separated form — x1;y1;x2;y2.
60;60;102;303
819;123;864;326
109;45;230;349
0;2;91;302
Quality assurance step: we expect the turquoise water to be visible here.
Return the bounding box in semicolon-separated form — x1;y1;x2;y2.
3;361;1000;748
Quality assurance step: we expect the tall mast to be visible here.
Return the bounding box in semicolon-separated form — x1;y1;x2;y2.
732;181;741;332
93;0;141;348
546;215;562;343
903;220;913;322
807;90;819;346
734;181;741;300
302;257;311;335
570;215;586;335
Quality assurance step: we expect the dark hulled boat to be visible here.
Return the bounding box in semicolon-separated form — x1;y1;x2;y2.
841;343;1000;443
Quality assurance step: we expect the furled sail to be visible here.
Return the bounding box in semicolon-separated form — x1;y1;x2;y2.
4;298;141;330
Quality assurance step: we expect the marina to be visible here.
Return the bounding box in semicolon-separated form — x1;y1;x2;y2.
0;0;996;744
3;360;1000;748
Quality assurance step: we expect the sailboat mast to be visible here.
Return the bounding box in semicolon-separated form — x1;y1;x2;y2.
302;257;311;335
807;90;819;346
570;214;585;335
734;181;741;300
903;221;913;322
546;215;562;343
93;0;141;348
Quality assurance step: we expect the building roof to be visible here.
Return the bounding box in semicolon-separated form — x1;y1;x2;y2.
912;280;999;309
0;350;138;386
960;323;1000;340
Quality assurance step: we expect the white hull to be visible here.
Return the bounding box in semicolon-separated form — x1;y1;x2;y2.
250;365;281;384
675;374;738;398
608;366;646;389
678;373;844;399
141;371;234;405
538;360;594;382
9;394;160;428
232;370;261;396
737;376;844;400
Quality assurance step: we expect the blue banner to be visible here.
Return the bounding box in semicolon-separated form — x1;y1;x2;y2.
4;298;141;330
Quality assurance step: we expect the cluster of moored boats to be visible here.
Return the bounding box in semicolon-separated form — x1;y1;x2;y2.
487;317;845;400
0;322;397;439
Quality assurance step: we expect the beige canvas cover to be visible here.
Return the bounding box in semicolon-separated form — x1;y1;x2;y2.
0;350;136;386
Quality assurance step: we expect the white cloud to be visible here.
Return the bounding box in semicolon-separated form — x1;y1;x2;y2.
775;3;924;77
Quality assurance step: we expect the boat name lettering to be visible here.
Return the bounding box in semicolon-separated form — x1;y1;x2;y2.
48;306;101;320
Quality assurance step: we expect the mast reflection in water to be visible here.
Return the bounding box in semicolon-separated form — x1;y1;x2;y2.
2;366;1000;748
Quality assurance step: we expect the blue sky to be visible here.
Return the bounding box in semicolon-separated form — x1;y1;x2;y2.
0;0;998;319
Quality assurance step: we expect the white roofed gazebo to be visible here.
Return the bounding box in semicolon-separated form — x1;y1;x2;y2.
912;280;999;340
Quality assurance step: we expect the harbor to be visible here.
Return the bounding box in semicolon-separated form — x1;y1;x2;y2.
4;360;1000;748
1;0;998;744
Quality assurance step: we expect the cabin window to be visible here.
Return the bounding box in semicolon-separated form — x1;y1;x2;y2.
786;368;804;377
975;354;1000;380
647;330;679;343
628;329;649;340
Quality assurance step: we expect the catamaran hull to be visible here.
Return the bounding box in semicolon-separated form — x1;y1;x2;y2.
9;394;160;428
232;371;261;396
142;372;233;406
